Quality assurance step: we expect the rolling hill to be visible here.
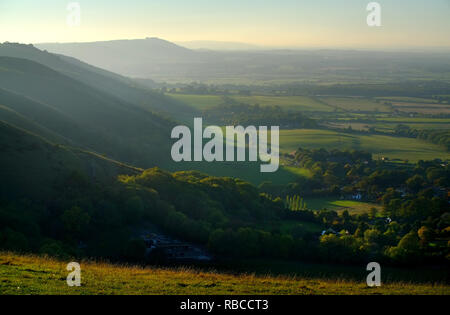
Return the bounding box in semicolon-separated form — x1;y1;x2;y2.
0;48;296;184
0;56;175;168
0;87;97;146
0;120;141;201
36;38;197;79
0;42;196;119
36;38;450;84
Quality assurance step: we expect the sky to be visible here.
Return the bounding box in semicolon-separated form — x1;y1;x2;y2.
1;0;449;49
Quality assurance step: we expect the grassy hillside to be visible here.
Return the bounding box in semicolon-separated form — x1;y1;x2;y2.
1;252;447;295
0;43;195;119
0;121;141;200
0;56;175;168
0;87;97;146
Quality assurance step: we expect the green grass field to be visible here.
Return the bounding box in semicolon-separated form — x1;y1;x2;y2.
1;252;448;295
165;93;448;185
283;166;314;178
167;93;334;112
232;95;333;112
304;198;383;214
168;127;448;186
279;129;450;162
319;97;391;112
376;96;439;103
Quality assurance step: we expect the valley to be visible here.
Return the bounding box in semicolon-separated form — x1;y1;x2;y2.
0;40;449;295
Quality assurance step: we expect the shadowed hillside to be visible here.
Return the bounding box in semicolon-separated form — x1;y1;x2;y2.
0;121;141;201
0;43;196;119
0;56;175;168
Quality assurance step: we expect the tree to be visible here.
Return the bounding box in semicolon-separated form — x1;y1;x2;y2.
61;206;90;238
0;228;29;251
406;175;425;193
39;239;69;258
417;226;432;248
125;196;145;223
386;231;421;263
123;240;146;261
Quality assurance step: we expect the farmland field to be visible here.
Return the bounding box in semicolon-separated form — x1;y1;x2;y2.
334;117;450;131
168;93;334;112
165;92;448;185
169;127;449;185
232;95;333;112
319;97;392;112
283;166;314;179
375;96;440;103
304;198;383;214
278;129;450;162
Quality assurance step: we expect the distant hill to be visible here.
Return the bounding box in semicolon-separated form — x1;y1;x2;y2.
36;38;450;83
36;38;197;78
175;40;263;51
0;56;174;168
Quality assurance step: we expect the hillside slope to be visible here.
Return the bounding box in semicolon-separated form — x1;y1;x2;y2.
0;87;97;146
0;57;174;168
36;38;197;77
0;120;141;201
0;42;195;118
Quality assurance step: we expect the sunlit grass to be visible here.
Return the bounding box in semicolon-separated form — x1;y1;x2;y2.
279;129;450;162
304;198;383;214
1;252;448;295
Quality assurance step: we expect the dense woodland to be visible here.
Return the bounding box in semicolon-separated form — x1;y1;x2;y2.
1;153;448;266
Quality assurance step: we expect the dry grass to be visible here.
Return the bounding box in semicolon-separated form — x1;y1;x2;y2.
0;252;448;295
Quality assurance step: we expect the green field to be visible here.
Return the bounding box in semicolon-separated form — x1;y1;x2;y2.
167;93;334;112
283;166;314;178
319;97;391;112
1;253;448;295
376;96;439;103
169;160;300;186
168;127;448;186
304;198;383;214
279;129;450;162
232;95;333;112
165;93;448;185
329;116;450;133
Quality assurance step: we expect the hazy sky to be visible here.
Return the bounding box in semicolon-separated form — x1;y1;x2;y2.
1;0;449;48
